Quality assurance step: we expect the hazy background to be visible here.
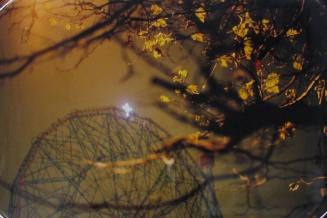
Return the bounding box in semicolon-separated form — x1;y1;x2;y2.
0;3;322;217
0;13;198;212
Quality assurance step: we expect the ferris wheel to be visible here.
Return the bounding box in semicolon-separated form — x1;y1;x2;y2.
8;107;219;217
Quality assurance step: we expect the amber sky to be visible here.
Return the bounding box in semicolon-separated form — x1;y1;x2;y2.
0;9;194;211
0;2;320;217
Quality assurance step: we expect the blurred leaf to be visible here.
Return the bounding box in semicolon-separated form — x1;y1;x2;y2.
191;33;205;42
150;4;163;15
186;84;200;95
195;7;206;23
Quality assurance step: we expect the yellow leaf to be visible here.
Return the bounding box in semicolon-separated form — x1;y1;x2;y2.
191;33;205;42
232;25;249;38
177;69;188;78
152;49;162;59
264;73;280;94
195;7;206;23
267;86;279;94
239;88;249;100
143;32;173;53
232;12;259;38
262;19;270;24
151;18;167;28
160;95;171;103
265;73;279;86
155;32;173;46
262;19;270;31
239;80;255;100
217;55;232;68
186;84;200;95
220;59;228;68
279;132;287;140
286;28;300;37
150;4;163;15
285;88;296;100
243;39;253;60
293;61;302;71
172;69;188;84
172;75;183;83
279;121;296;140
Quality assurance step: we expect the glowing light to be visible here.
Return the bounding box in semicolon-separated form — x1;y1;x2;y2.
161;155;175;167
0;0;15;12
122;103;133;118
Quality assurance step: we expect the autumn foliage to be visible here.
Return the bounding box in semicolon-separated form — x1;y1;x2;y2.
0;0;327;217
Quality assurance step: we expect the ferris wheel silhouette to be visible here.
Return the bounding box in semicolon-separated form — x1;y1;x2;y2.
8;107;219;218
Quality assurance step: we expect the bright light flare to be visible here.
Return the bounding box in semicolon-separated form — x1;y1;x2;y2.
0;0;15;12
122;103;133;118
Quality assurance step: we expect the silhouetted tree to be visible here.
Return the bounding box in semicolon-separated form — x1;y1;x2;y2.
0;0;327;217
